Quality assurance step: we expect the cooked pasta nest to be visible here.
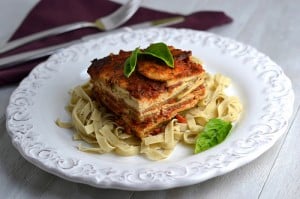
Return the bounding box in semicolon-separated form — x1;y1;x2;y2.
56;73;242;160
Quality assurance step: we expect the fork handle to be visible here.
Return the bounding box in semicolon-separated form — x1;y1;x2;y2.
0;21;95;54
0;40;81;69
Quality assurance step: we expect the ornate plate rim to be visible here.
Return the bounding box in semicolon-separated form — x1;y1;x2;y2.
6;28;294;190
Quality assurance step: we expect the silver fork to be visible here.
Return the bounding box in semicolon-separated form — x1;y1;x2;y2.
0;0;141;54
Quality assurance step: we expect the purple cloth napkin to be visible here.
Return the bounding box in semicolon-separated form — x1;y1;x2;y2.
0;0;232;86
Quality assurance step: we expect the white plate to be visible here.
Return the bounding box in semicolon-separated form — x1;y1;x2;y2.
6;28;294;190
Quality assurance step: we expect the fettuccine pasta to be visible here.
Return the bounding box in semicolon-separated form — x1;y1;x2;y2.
56;73;242;160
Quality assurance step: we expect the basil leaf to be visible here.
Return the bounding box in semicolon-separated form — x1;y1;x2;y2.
124;48;140;78
143;42;174;68
123;42;175;77
194;118;232;154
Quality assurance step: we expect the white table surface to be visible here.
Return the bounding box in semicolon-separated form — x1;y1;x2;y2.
1;0;299;198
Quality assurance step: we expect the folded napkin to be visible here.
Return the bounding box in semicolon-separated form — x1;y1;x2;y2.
0;0;232;86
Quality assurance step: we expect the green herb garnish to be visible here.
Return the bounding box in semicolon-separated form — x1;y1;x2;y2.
123;42;174;77
143;42;174;67
124;48;140;78
194;118;232;154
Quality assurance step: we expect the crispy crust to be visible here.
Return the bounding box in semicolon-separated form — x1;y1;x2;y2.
87;48;205;100
138;47;204;82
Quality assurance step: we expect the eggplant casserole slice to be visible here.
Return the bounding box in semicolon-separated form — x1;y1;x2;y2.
87;46;206;138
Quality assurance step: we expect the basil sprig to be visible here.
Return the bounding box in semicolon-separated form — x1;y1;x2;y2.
194;118;232;154
124;42;174;78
